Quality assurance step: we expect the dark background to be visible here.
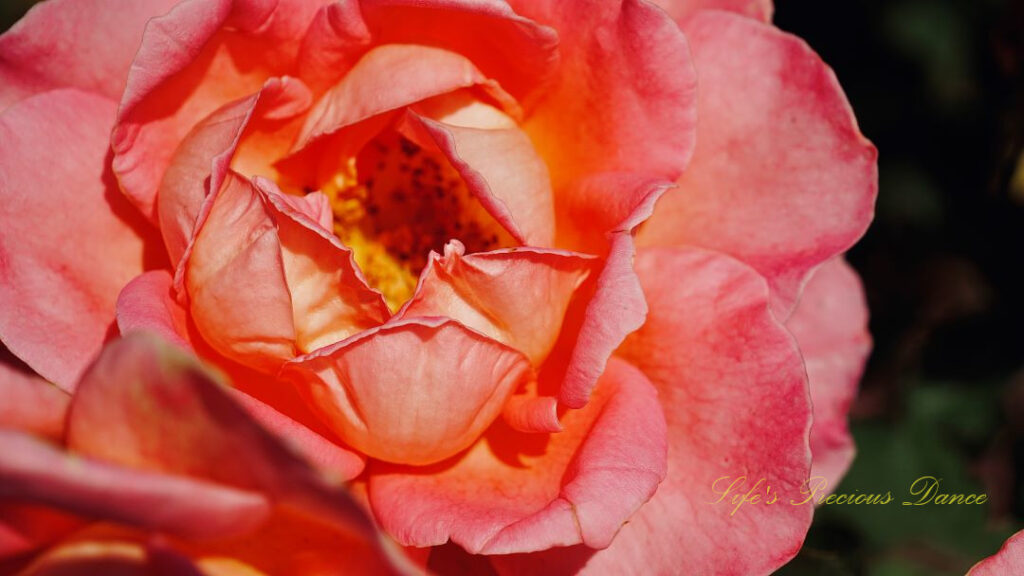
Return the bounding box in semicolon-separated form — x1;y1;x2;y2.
775;0;1024;573
3;1;1023;574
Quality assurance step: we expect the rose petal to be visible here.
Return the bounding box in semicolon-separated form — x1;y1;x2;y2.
186;175;298;369
506;0;697;188
0;429;271;540
0;504;82;560
116;271;193;350
170;508;416;576
65;334;324;499
257;178;390;352
498;247;812;575
225;388;366;482
637;12;878;317
297;0;558;102
0;89;165;391
786;258;871;488
969;530;1024;576
294;44;518;153
368;356;666;555
398;241;593;366
0;0;178;111
649;0;773;23
0;361;68;441
112;0;332;220
15;532;153;576
159;77;314;267
282;318;533;465
551;176;673;409
64;331;383;545
116;283;370;482
186;175;387;371
401;99;554;246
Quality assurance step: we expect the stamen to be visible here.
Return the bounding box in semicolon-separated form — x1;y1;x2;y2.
317;131;513;310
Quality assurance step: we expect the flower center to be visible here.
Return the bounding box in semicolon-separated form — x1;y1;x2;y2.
316;130;513;310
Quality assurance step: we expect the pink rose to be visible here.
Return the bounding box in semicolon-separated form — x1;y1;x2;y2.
0;0;876;573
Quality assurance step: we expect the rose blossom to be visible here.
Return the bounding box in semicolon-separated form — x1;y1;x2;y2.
0;0;876;574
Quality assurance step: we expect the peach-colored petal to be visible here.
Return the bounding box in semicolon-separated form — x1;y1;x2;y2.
258;178;391;352
637;12;878;317
297;0;558;102
498;247;812;575
786;258;871;488
116;271;193;350
0;361;68;441
969;530;1024;576
295;44;517;153
398;241;593;366
186;175;387;371
0;89;166;391
186;175;298;369
402;98;554;246
650;0;773;23
552;175;673;409
506;0;697;188
368;357;666;555
282;318;533;465
0;429;271;540
112;0;332;220
158;76;313;267
0;0;178;111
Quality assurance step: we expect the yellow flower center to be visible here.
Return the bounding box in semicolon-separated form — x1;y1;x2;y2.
316;130;513;310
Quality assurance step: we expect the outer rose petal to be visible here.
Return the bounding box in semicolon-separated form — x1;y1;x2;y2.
0;0;179;111
549;175;673;409
0;89;165;391
498;247;812;575
637;11;878;317
170;509;417;576
64;333;364;507
116;271;193;350
398;241;593;366
0;361;68;441
112;0;332;219
0;429;271;540
505;0;697;188
786;258;871;487
115;279;367;480
0;504;82;561
369;357;667;555
649;0;772;23
13;530;173;576
969;530;1024;576
282;318;533;465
